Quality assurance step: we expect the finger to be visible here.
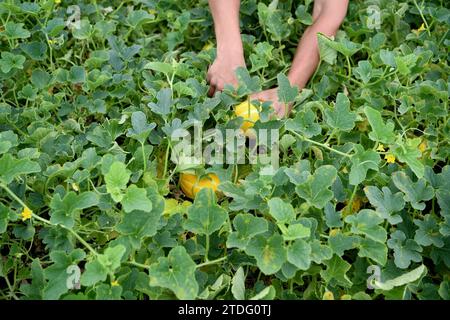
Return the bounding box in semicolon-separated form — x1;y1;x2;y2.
207;84;216;97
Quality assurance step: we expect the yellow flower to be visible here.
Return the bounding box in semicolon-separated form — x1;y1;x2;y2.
202;42;214;51
111;280;119;287
71;183;79;192
21;207;33;221
55;0;61;4
148;9;157;15
418;23;426;32
376;144;385;152
419;140;427;153
385;154;396;164
412;23;426;36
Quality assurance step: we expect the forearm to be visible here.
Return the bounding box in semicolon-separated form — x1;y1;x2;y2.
208;0;243;57
288;0;349;88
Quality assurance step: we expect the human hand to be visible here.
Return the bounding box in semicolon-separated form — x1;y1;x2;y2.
207;53;245;97
250;88;292;118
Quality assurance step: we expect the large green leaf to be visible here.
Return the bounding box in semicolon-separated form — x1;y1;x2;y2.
364;186;404;224
392;172;434;211
296;165;337;209
245;234;287;275
0;154;41;184
324;93;356;131
49;191;99;228
387;230;422;269
364;106;396;144
345;209;387;243
320;255;353;287
184;188;227;235
227;213;268;249
81;245;126;286
148;246;198;300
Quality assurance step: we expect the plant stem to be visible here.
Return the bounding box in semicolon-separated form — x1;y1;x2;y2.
141;142;147;172
289;131;353;158
196;256;227;268
204;234;210;262
0;182;98;256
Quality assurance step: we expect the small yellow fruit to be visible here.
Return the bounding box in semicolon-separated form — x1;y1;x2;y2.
180;172;220;199
322;291;335;300
234;101;260;132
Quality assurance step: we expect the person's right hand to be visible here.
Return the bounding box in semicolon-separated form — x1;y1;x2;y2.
207;53;245;97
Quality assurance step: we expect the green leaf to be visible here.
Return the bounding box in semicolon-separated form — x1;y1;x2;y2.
126;111;156;144
353;60;374;84
296;165;337;209
0;52;26;73
277;73;298;104
0;154;41;184
68;65;86;84
227;213;268;249
127;9;155;28
116;187;163;248
81;245;126;286
310;239;333;264
267;197;296;224
43;249;86;300
249;42;274;72
0;203;10;234
392;138;424;179
20;259;45;299
320;255;353;287
144;61;173;75
364;186;404;224
287;239;311;270
281;223;310;241
373;265;427;291
245;234;287;275
104;161;131;202
295;5;313;25
148;88;173;118
121;185;152;213
387;230;422;269
285;108;321;138
249;285;276;300
0;130;18;154
392;172;434;211
414;215;444;248
184;188;227;235
49;191;99;228
1;22;30;39
317;33;337;65
345;209;386;243
236;67;261;94
357;237;387;266
31;69;51;89
364;106;396;144
20;41;47;61
231;267;246;300
95;284;122;300
148;246;198;300
328;233;359;256
394;53;418;76
324;93;356;131
349;145;381;185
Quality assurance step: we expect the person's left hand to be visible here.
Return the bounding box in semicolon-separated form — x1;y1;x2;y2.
250;88;292;118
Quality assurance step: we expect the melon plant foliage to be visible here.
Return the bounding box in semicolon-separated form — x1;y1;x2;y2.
0;0;449;300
